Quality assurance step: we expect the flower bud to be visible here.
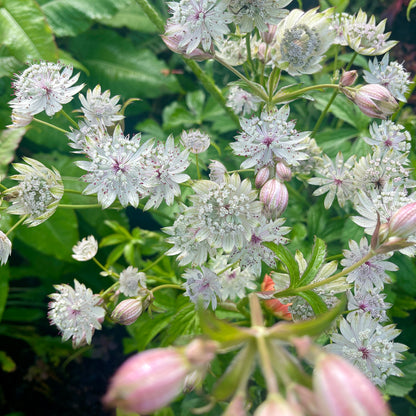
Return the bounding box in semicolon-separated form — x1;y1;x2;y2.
255;167;270;188
111;298;143;325
344;84;398;119
223;392;248;416
0;231;12;266
209;160;227;184
104;347;192;414
275;162;292;182
254;394;304;416
313;353;389;416
386;202;416;239
260;179;289;218
339;70;358;87
260;24;277;44
261;275;292;320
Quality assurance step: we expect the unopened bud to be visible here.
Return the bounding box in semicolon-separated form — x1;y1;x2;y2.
254;394;304;416
185;338;217;367
209;160;227;184
255;167;270;188
0;231;12;266
344;84;398;119
275;162;292;182
223;392;248;416
313;353;389;416
260;24;277;44
111;298;143;325
104;347;192;414
386;202;416;239
339;70;358;87
260;179;289;218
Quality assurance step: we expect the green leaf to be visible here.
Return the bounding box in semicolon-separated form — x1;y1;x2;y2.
0;0;58;62
100;233;129;247
0;127;25;176
0;267;9;322
163;102;196;131
186;90;205;118
15;208;78;261
384;352;416;397
0;48;22;78
263;242;300;286
106;244;125;266
68;30;180;99
2;306;43;322
298;237;327;287
0;350;16;372
297;290;328;315
407;0;416;20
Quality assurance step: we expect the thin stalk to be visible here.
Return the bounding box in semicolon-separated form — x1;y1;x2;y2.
59;203;101;209
217;262;239;276
59;109;79;128
93;257;119;278
151;284;184;294
64;189;84;195
245;33;254;75
140;253;166;273
273;84;339;105
6;215;28;236
33;117;69;134
134;0;165;32
0;183;7;191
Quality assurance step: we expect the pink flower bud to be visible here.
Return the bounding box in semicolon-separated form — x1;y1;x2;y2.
255;167;270;188
254;394;304;416
313;354;389;416
339;70;358;87
223;392;248;416
387;202;416;239
111;298;143;325
345;84;398;119
104;348;191;414
275;162;292;182
260;24;277;44
260;179;289;218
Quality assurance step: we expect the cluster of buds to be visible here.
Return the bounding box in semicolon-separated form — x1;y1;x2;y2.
111;290;153;326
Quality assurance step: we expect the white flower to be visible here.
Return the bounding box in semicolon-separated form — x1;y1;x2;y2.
326;313;407;386
341;238;397;291
9;62;84;117
227;0;291;33
183;266;222;309
66;121;107;154
345;10;397;56
119;266;147;297
208;160;227;184
79;85;124;127
309;152;356;209
187;174;262;252
0;231;12;265
4;157;64;227
72;236;98;261
363;54;411;102
48;279;105;348
76;125;155;209
180;129;210;154
8;111;33;129
364;120;411;154
215;37;247;66
271;8;335;76
347;289;390;322
330;12;352;46
167;0;232;54
226;86;262;116
142;135;190;210
231;106;309;170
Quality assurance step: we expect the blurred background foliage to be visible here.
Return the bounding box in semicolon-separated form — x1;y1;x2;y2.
0;0;415;415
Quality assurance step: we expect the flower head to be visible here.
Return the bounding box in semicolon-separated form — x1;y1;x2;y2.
48;279;105;347
226;86;262;116
9;62;84;117
72;235;98;261
180;129;210;154
4;157;64;227
271;8;335;76
0;231;12;266
119;266;147;297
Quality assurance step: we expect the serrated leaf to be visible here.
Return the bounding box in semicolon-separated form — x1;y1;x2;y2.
263;242;300;286
0;0;58;61
297;290;328;315
0;127;25;176
298;237;327;287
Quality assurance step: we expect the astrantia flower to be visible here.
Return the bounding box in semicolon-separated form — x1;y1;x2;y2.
227;0;291;33
208;160;227;184
309;152;355;209
363;54;411;102
270;8;335;76
79;85;124;127
9;62;84;117
0;231;12;266
215;37;247;66
180;129;210;154
183;266;221;309
8;111;33;129
326;313;407;385
4;157;64;227
119;266;147;297
345;10;397;56
231;106;309;170
48;279;105;347
166;0;232;54
76;125;154;209
66;121;107;154
364;120;411;154
142;135;190;210
341;238;397;291
330;12;352;46
226;86;262;116
229;217;290;276
347;290;390;322
72;235;98;261
187;174;262;252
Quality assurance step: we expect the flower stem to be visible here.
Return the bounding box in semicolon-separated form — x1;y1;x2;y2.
6;215;28;236
272;84;339;105
151;284;184;293
33;117;69;134
59;204;101;209
0;183;7;191
134;0;165;32
59;109;79;128
93;257;119;279
140;253;166;273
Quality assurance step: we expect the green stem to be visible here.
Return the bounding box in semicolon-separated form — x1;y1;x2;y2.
33;117;69;134
217;262;239;276
151;284;184;293
134;0;165;32
93;257;119;278
245;33;254;75
228;168;255;174
64;189;84;195
59;109;79;128
273;84;339;105
100;282;119;298
6;215;28;236
59;204;101;209
195;154;201;180
274;250;374;298
392;73;416;121
0;183;7;191
140;253;166;273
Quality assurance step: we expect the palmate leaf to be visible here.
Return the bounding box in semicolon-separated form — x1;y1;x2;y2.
0;0;58;62
41;0;132;37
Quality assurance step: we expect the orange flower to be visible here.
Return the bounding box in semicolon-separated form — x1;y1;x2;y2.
261;275;292;320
